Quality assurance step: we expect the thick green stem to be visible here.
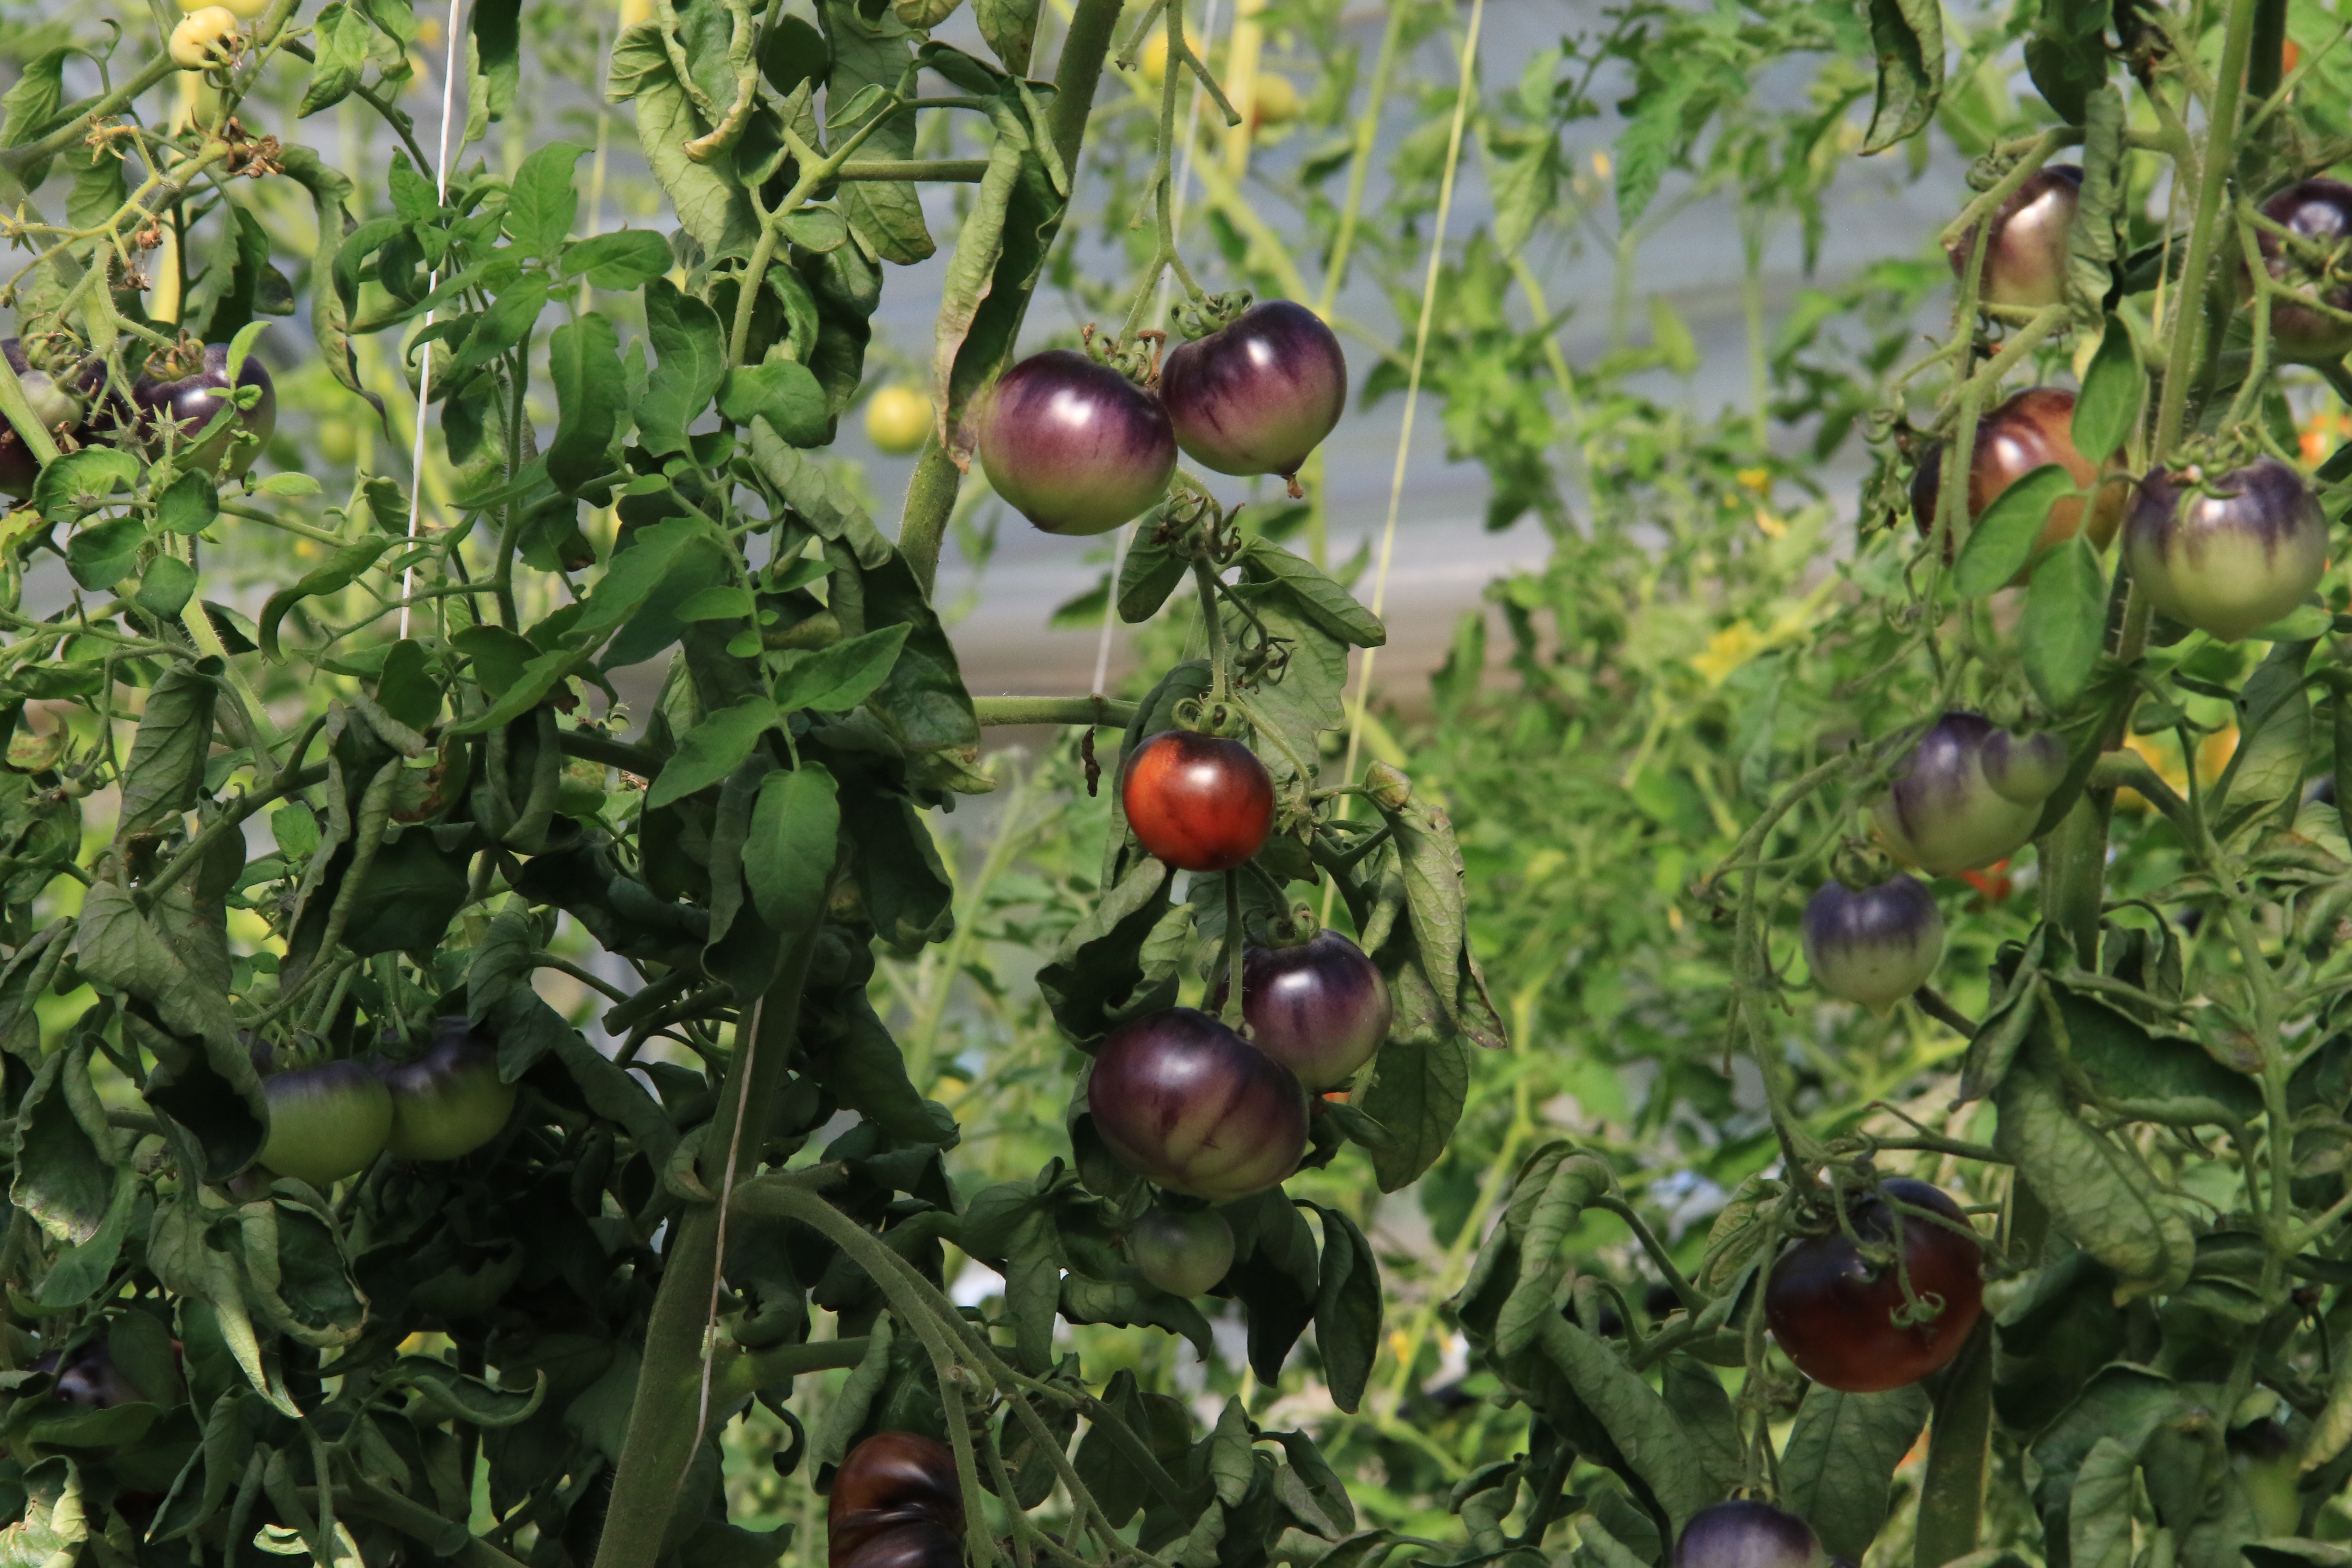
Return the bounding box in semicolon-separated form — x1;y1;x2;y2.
2037;791;2113;965
2153;0;2260;459
971;695;1137;726
1047;0;1130;178
2248;0;2290;103
896;437;962;594
1193;558;1228;703
1912;1317;1996;1568
837;159;991;181
587;926;827;1568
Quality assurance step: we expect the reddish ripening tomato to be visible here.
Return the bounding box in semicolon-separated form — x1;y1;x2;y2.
977;350;1175;535
1087;1007;1308;1202
1211;929;1391;1090
1908;388;2125;570
2122;458;2328;642
1765;1178;1983;1393
1159;300;1346;489
1947;165;2080;308
1957;859;2014;903
1120;730;1275;872
829;1432;962;1568
256;1060;394;1187
1673;1501;1828;1568
1801;876;1943;1016
1129;1205;1236;1295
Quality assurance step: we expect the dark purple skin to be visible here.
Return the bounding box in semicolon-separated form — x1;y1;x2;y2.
1159;300;1346;485
1210;930;1393;1090
1947;165;2081;309
1673;1501;1826;1568
1869;712;2045;877
1801;876;1943;1014
0;339;102;499
1088;1006;1308;1203
978;349;1175;536
1980;728;2068;805
35;1344;147;1409
2256;178;2352;362
382;1017;515;1161
828;1433;962;1568
132;342;276;479
2123;459;2328;642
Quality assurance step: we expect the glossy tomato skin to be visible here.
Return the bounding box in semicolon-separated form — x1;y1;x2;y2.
1121;730;1275;873
864;386;932;455
829;1432;962;1568
1130;1206;1236;1295
257;1060;395;1187
1222;930;1392;1090
1801;876;1944;1016
1765;1178;1983;1393
2123;459;2328;642
1160;300;1346;482
0;339;101;499
1088;1007;1308;1202
1908;389;2124;569
1948;165;2081;309
132;342;275;478
1673;1501;1828;1568
1979;729;2068;805
978;350;1175;535
1870;713;2051;877
382;1019;516;1161
2255;179;2352;362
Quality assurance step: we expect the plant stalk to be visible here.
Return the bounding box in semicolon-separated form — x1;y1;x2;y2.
2152;0;2260;459
1912;1317;1997;1568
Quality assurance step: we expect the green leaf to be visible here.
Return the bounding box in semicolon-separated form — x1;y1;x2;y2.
772;624;910;714
637;278;728;456
37;448;138;520
1495;1152;1611;1356
1308;1205;1381;1413
2072;318;2140;461
606;21;759;260
1119;534;1188;623
1660;1354;1745;1496
975;0;1039;71
1242;542;1386;648
2068;1436;2139;1568
258;538;394;660
1037;857;1176;1043
720;360;829;447
447;279;551;385
1861;0;1943;153
0;49;68;190
298;2;374;116
744;762;839;934
10;1042;116;1246
1368;764;1510;1050
505;140;586;260
1061;1271;1215;1362
548;312;625;494
558;229;676;290
64;515;145;592
132;555;198;619
1536;1317;1712;1531
1953;463;2073;596
465;0;522;141
156;471;220;535
2021;534;2108;711
1994;1049;2194;1300
647;699;778;809
930;97;1030;430
118;664;218;836
825;0;931;264
1779;1385;1931;1561
276;147;388;428
1355;1037;1470;1193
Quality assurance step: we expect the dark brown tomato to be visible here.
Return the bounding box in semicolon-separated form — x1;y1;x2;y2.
1908;388;2125;574
1087;1007;1308;1202
1765;1177;1983;1393
1120;730;1274;873
830;1432;962;1568
1947;165;2080;308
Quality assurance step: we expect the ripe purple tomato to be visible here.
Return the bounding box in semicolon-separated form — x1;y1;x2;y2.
1159;300;1346;488
1087;1007;1308;1203
1801;876;1944;1016
1765;1178;1983;1393
2123;458;2328;642
37;1342;148;1410
256;1060;395;1187
1129;1205;1235;1295
1217;929;1392;1090
2254;178;2352;363
1120;729;1275;873
1673;1501;1828;1568
829;1432;961;1568
382;1018;516;1161
1909;388;2125;570
1947;165;2080;309
977;349;1175;535
1869;713;2055;877
132;341;276;479
0;338;101;499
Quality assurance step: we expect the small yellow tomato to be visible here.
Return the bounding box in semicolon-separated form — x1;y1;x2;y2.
316;417;358;466
169;8;242;69
180;0;268;19
1139;27;1204;86
1250;70;1298;129
619;0;654;27
864;385;932;455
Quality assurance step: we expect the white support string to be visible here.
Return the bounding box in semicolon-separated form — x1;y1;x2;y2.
400;0;469;640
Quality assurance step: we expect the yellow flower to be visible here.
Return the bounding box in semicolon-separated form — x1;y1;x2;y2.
1690;621;1764;686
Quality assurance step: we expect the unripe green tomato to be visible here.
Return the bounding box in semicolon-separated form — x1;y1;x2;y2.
316;417;358;466
864;385;932;456
170;8;242;69
1129;1207;1235;1296
257;1063;395;1188
384;1021;516;1161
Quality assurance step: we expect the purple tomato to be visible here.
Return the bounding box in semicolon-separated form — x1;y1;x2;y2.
382;1018;516;1161
1087;1007;1308;1203
1213;929;1391;1090
2123;458;2328;642
1870;713;2054;877
2255;178;2352;363
1159;300;1346;488
1947;165;2080;309
132;341;276;479
256;1060;394;1187
1801;876;1943;1015
977;349;1175;535
1674;1501;1828;1568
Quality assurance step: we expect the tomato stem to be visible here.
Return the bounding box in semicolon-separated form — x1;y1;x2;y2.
1222;869;1246;1031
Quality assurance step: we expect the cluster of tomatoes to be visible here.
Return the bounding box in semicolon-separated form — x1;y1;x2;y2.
0;334;276;498
976;298;1347;533
245;1018;517;1188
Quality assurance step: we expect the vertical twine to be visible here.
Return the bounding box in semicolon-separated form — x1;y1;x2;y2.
399;0;470;640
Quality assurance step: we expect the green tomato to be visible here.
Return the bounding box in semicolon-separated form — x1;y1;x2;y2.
384;1020;517;1161
256;1062;394;1188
